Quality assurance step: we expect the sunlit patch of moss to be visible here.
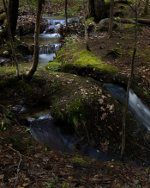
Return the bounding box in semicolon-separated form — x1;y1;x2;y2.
87;17;95;24
46;61;61;72
72;157;87;165
62;49;118;73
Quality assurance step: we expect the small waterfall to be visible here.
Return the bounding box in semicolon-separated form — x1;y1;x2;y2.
39;44;61;54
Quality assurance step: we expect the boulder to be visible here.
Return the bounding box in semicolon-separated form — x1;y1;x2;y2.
97;18;118;31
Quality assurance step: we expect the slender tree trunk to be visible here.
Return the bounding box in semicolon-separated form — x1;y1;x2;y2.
8;0;19;38
65;0;68;29
3;0;20;77
121;5;139;160
82;0;90;51
144;0;149;15
26;0;44;80
108;0;114;37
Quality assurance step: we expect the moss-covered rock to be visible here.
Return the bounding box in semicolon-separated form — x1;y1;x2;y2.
53;41;118;82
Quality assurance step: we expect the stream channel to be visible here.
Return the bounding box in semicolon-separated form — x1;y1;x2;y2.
16;16;150;164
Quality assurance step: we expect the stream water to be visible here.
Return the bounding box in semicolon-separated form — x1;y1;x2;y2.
106;83;150;131
22;16;79;65
27;113;119;161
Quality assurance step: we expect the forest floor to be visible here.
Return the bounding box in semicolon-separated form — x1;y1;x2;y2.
0;0;150;188
0;123;150;188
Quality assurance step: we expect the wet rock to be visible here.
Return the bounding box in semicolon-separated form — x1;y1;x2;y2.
11;105;27;114
0;57;10;66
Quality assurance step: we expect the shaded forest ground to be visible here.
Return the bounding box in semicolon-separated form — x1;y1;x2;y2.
0;0;150;187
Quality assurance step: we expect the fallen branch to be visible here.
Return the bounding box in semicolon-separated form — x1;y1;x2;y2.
7;146;22;186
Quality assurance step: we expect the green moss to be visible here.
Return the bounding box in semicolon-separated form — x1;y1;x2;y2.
46;61;61;72
123;24;135;31
118;4;129;10
72;157;87;165
87;17;95;24
60;45;118;74
122;23;141;32
74;50;116;72
120;36;134;40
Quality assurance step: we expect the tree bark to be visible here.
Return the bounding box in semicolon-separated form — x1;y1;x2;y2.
87;0;95;18
8;0;19;38
87;0;105;22
26;0;44;80
82;0;90;51
144;0;149;15
65;0;68;29
3;0;20;77
108;0;114;37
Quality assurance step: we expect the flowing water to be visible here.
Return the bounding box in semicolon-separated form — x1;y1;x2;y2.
21;16;79;65
106;83;150;131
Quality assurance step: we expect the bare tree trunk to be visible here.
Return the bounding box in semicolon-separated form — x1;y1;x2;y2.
108;0;114;38
82;0;90;51
121;3;139;160
3;0;20;78
65;0;68;29
87;0;105;21
8;0;19;38
87;0;95;18
144;0;149;15
26;0;44;80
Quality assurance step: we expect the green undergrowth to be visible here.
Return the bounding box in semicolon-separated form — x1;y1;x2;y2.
72;157;87;165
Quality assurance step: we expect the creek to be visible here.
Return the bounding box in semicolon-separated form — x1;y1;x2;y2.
21;16;79;65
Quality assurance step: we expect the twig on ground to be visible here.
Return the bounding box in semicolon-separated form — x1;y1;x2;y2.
7;146;22;186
